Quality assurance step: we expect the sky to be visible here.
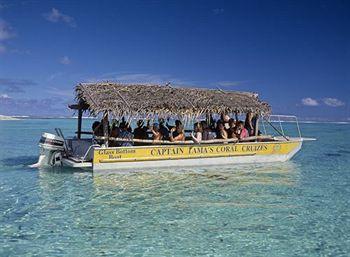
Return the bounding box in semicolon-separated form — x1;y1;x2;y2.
0;0;349;120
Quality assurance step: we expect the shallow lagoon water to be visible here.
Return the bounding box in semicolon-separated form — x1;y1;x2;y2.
0;119;349;256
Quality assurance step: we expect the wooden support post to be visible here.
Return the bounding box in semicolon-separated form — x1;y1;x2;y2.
254;115;259;138
77;108;83;139
103;111;109;147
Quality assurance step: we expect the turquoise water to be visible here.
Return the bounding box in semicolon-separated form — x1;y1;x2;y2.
0;119;349;256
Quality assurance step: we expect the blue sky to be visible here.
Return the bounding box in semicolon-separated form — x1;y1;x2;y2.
0;0;349;120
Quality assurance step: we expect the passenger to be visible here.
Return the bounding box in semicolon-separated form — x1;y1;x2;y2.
237;121;249;139
170;124;185;142
159;118;170;140
92;121;101;136
109;124;120;147
221;113;230;130
133;119;149;140
217;122;228;140
118;117;132;133
119;122;133;146
166;119;182;138
245;112;254;136
92;121;104;145
111;123;120;136
191;122;203;143
210;119;217;131
201;121;210;141
201;120;216;140
150;123;163;141
227;118;237;139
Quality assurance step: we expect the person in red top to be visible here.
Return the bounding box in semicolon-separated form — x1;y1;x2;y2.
236;121;249;139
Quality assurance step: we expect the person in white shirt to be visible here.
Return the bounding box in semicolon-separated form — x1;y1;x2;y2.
191;122;203;143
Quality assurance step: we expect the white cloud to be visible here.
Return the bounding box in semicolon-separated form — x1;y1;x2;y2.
43;8;76;28
0;93;11;99
0;19;14;41
323;98;345;107
301;97;319;106
59;56;71;65
213;8;224;15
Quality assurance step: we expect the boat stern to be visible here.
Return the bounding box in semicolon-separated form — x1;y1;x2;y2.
30;133;65;168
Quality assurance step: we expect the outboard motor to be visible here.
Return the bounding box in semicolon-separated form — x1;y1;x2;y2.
30;133;65;167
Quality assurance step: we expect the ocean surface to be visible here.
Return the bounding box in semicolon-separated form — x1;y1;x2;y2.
0;119;349;257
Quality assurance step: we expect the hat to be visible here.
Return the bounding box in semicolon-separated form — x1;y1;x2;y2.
137;119;144;126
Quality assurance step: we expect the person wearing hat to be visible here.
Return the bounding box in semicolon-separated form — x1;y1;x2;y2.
133;119;149;140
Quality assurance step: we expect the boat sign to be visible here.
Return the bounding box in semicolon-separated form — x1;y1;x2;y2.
93;141;301;164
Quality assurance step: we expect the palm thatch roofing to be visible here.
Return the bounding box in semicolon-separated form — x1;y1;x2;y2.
74;82;271;117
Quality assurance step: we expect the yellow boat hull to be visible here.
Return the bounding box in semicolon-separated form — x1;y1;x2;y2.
92;139;302;171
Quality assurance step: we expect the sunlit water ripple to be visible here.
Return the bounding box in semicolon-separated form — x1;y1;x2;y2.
0;119;349;256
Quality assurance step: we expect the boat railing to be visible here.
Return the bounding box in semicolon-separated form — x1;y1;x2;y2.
75;129;200;137
94;135;274;146
55;128;70;155
262;115;301;139
81;144;100;162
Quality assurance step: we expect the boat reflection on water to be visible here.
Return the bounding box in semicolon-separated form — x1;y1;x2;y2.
93;161;301;188
37;162;301;213
35;162;302;255
90;162;301;210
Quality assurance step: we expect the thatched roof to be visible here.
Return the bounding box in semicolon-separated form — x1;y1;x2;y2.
74;82;271;117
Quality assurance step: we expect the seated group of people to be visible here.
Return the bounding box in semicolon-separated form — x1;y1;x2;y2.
92;112;258;146
191;112;258;143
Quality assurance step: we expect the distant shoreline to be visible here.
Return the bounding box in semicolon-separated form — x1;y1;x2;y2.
0;115;21;120
0;115;95;120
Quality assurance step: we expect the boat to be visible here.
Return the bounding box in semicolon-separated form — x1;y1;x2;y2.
33;82;314;171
